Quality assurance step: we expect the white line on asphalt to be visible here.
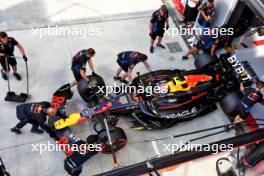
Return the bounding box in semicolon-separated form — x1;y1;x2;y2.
151;141;161;157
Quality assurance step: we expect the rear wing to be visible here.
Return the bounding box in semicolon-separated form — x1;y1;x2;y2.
219;53;260;86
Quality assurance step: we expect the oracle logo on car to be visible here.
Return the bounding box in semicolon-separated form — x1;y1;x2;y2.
227;55;252;81
161;107;198;119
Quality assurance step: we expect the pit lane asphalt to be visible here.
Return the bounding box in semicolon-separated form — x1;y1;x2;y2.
0;1;235;175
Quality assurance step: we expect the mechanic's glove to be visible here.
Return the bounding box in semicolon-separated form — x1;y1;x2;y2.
166;25;169;30
92;72;98;76
23;55;28;61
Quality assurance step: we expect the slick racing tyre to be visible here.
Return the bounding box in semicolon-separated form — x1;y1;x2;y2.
53;83;73;100
220;91;243;116
78;75;106;102
243;142;264;167
194;53;217;70
98;127;127;154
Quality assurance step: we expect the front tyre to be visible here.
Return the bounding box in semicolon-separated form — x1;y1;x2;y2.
77;75;106;102
97;127;127;154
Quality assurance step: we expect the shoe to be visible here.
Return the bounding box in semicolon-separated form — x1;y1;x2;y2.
114;76;121;80
1;69;7;80
187;36;195;43
182;56;188;60
11;127;21;134
150;46;154;53
31;128;44;134
13;73;21;81
120;79;129;84
157;44;166;49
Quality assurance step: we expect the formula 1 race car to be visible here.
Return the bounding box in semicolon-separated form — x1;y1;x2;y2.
52;52;260;131
49;83;127;154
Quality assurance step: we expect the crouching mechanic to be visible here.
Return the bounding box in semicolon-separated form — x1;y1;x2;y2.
63;135;100;176
114;51;152;84
41;115;100;176
234;81;264;123
11;102;57;134
70;48;96;87
0;32;28;81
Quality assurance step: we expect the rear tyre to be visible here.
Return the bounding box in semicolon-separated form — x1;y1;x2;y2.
194;53;217;69
220;91;243;116
244;142;264;167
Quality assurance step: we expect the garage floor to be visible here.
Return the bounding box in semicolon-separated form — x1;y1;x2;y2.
0;1;235;175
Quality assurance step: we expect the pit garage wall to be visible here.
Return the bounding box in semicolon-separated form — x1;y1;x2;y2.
209;0;238;27
244;0;264;23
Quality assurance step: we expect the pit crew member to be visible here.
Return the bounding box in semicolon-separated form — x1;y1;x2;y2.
149;5;169;54
234;81;264;123
114;51;152;84
10;101;57;134
70;48;96;87
0;32;28;81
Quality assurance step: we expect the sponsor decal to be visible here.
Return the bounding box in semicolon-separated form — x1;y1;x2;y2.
57;136;73;156
161;107;198;119
126;105;138;110
52;96;66;110
192;92;208;100
227;55;251;81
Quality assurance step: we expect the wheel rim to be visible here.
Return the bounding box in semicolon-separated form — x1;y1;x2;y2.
101;139;127;154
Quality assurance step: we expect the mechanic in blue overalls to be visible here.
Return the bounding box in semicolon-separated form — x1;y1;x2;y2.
149;5;169;54
194;0;215;30
10;102;57;134
63;135;99;176
70;48;96;87
234;81;264;123
114;51;152;84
